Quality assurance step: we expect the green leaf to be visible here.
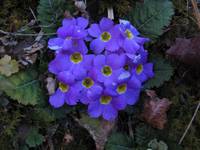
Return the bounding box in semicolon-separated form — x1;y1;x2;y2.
0;69;43;105
144;55;174;89
32;108;55;123
37;0;74;34
148;139;168;150
25;128;44;148
127;0;174;40
105;133;133;150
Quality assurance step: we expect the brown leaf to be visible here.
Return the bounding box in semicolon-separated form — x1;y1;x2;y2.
63;133;74;145
75;114;115;150
141;90;172;129
0;55;19;76
166;36;200;65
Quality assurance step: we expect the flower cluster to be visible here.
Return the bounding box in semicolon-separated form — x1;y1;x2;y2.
48;17;154;121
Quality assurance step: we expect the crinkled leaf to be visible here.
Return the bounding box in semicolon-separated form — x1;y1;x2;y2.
0;69;43;105
127;0;174;40
144;55;174;89
37;0;74;33
148;139;168;150
25;128;44;148
166;37;200;65
141;90;172;129
105;133;133;150
0;55;19;77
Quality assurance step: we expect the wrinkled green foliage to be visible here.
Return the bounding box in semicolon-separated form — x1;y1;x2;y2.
25;128;44;147
144;55;174;89
0;69;43;105
37;0;74;33
1;0;200;149
148;139;168;150
105;133;134;150
127;0;174;41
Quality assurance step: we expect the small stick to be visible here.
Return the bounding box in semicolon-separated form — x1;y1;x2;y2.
178;101;200;145
0;30;56;36
191;0;200;28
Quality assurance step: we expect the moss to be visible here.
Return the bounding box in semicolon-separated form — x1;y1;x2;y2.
0;0;38;31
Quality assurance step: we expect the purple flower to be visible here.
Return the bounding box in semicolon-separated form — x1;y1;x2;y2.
88;17;120;54
126;47;148;65
132;63;154;82
88;89;127;121
48;17;88;51
106;76;141;105
92;54;126;86
73;72;103;104
49;71;79;107
48;51;94;80
118;19;149;53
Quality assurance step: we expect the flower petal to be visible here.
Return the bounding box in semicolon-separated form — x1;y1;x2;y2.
62;18;76;27
48;53;70;74
90;38;105;54
125;89;140;105
87;85;103;100
63;39;73;50
144;63;154;78
83;54;95;70
88;24;101;37
106;54;126;69
57;71;75;85
102;104;118;121
48;38;64;50
112;96;127;110
105;39;119;52
72;65;87;80
135;37;150;45
68;40;88;54
88;101;102;118
93;55;106;68
76;17;88;29
99;17;114;31
128;76;141;89
123;38;140;53
49;89;65;108
57;26;74;38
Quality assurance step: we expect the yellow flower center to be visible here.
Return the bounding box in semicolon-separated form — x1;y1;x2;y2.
136;64;143;74
125;29;134;39
59;82;69;92
82;77;94;88
101;32;111;42
123;64;129;71
70;52;83;64
100;96;112;104
101;66;112;76
116;84;127;94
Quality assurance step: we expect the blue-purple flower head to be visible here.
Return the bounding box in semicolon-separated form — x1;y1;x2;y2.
48;17;154;121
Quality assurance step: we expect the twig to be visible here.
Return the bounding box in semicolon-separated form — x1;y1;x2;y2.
29;7;37;21
0;30;56;36
191;0;200;28
178;101;200;145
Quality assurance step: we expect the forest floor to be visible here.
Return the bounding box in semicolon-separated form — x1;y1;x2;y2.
0;0;200;150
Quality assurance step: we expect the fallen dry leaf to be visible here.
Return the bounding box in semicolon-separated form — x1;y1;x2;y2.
166;37;200;65
141;90;172;130
0;55;19;76
63;133;74;144
46;77;56;95
75;114;115;150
